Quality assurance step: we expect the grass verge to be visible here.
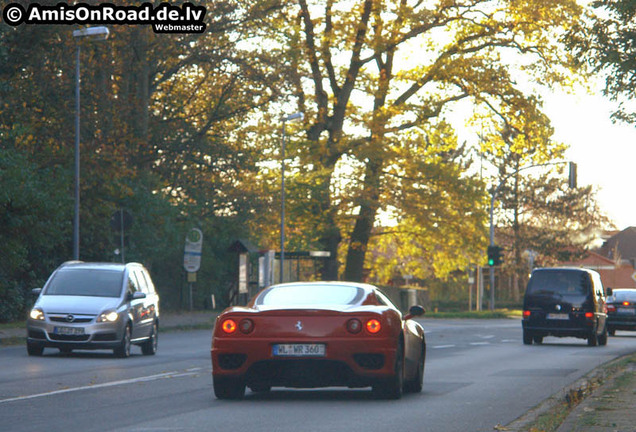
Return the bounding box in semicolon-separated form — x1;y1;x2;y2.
425;309;522;319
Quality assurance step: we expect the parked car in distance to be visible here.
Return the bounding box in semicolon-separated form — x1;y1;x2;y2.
522;267;608;346
606;288;636;335
211;281;426;400
27;261;159;358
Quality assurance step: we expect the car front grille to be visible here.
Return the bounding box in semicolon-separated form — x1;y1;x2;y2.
49;334;90;342
49;316;94;323
92;333;118;341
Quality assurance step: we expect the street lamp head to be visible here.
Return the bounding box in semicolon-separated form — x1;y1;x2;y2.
73;26;110;41
282;112;304;122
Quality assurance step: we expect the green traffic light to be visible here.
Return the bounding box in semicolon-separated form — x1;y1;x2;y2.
488;259;495;266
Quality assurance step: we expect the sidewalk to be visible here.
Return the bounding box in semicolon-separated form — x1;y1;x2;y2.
507;352;636;432
0;310;219;345
555;358;636;432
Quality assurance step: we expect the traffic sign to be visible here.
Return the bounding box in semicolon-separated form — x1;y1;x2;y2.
184;228;203;273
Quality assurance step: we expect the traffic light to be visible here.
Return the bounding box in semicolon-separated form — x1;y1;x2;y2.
487;245;503;266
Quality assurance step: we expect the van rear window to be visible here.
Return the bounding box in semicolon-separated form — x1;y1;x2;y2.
527;270;591;296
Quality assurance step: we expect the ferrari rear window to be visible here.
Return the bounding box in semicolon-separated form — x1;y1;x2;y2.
256;284;364;306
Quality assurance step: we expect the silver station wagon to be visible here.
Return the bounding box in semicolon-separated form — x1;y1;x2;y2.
26;261;160;357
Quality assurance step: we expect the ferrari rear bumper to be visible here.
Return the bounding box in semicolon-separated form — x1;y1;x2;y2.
212;337;397;388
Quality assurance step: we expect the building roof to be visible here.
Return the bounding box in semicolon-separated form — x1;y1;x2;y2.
598;227;636;261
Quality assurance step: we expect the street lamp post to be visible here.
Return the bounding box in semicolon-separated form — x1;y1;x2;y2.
72;26;109;260
280;112;304;283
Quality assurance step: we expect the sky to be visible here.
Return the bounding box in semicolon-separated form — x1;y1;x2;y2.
543;88;636;230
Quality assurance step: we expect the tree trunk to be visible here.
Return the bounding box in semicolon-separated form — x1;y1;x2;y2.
344;158;382;282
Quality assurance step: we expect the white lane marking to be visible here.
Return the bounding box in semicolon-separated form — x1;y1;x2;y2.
477;334;495;339
0;368;206;405
469;342;490;346
432;345;456;349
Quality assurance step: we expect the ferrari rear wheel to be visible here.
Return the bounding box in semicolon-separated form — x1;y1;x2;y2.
372;340;404;400
404;342;425;393
213;376;246;400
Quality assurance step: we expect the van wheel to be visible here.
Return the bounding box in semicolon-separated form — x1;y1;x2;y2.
598;326;608;346
587;331;598;347
141;321;158;355
532;335;543;345
27;341;44;356
114;324;132;358
523;330;533;345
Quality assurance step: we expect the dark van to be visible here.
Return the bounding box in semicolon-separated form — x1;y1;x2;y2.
522;268;607;346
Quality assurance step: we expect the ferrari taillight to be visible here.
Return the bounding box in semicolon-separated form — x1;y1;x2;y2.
239;319;254;334
623;301;631;306
221;319;237;334
346;319;362;334
366;319;381;334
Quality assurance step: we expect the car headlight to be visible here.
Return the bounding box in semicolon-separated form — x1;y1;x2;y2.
29;308;45;321
97;310;119;323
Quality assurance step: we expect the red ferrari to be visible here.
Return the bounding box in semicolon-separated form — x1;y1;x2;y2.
211;281;426;399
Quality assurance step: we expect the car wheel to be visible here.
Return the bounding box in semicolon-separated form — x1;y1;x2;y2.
26;341;44;356
114;324;132;358
141;321;158;356
522;329;533;345
598;325;608;346
587;331;598;347
372;339;404;400
532;335;543;345
213;376;246;400
404;342;425;393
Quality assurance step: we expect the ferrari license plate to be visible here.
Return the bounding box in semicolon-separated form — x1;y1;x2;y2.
54;326;85;335
272;344;326;357
546;313;569;320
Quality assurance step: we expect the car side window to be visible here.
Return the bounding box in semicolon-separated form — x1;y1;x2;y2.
137;269;155;294
127;272;141;296
132;269;149;294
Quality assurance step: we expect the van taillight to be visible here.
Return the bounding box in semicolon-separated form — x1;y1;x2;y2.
523;310;531;319
585;312;594;319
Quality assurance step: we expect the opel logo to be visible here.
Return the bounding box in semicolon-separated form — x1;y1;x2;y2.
555;305;562;311
295;321;303;331
66;314;75;322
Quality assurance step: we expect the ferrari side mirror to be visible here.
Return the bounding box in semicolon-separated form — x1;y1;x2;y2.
404;305;425;320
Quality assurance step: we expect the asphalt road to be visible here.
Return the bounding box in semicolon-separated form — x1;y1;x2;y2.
1;319;635;432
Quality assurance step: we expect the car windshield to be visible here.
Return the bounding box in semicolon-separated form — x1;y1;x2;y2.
527;270;591;296
611;290;636;302
44;269;123;297
256;284;364;306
